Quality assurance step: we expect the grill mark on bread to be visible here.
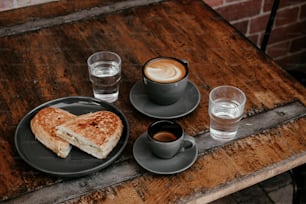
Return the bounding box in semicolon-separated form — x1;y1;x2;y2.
30;107;76;158
56;111;124;159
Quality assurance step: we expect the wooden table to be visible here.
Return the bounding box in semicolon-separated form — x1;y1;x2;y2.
0;0;305;203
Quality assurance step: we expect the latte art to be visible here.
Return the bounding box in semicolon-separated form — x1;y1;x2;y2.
144;59;187;83
146;64;183;82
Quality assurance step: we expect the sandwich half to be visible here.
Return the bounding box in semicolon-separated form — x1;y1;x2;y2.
30;107;76;158
56;111;124;159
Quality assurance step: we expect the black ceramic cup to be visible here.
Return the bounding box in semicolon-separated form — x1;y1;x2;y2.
142;57;189;105
147;120;195;159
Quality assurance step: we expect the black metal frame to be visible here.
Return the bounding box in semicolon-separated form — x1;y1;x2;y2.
260;0;280;51
291;165;306;204
261;2;306;203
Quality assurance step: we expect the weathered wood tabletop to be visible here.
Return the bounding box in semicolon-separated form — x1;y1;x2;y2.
0;0;305;203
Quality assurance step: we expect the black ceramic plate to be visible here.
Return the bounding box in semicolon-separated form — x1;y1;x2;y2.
14;96;129;177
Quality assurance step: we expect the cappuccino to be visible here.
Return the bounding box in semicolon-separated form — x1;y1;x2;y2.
144;58;187;83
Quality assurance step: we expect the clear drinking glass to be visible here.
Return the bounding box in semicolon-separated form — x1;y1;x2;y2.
87;51;121;103
209;85;246;141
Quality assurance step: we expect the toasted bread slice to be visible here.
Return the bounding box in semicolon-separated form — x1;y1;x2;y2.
56;111;123;159
30;107;76;158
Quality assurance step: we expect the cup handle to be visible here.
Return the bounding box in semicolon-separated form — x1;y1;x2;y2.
180;59;189;67
179;135;196;153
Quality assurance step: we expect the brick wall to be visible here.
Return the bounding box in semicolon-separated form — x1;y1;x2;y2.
0;0;58;12
203;0;306;74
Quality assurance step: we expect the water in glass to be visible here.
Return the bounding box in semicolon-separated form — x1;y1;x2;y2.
209;99;242;141
90;61;120;103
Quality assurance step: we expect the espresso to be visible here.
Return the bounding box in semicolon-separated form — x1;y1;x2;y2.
144;58;187;83
152;131;177;142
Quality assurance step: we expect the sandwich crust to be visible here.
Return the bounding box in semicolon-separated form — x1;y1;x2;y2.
30;107;76;158
56;111;124;159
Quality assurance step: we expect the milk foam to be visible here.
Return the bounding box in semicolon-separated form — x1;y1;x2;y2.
144;59;186;83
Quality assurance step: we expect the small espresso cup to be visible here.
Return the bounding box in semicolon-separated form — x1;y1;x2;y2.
142;57;189;105
147;120;196;159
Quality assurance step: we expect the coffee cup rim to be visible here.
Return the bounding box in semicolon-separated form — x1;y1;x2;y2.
142;56;189;84
147;120;184;143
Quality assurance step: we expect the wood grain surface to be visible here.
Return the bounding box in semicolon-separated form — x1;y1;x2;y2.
0;0;305;203
0;0;152;28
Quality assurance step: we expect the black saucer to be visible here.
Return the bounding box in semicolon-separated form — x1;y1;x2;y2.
129;81;201;119
133;133;198;175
